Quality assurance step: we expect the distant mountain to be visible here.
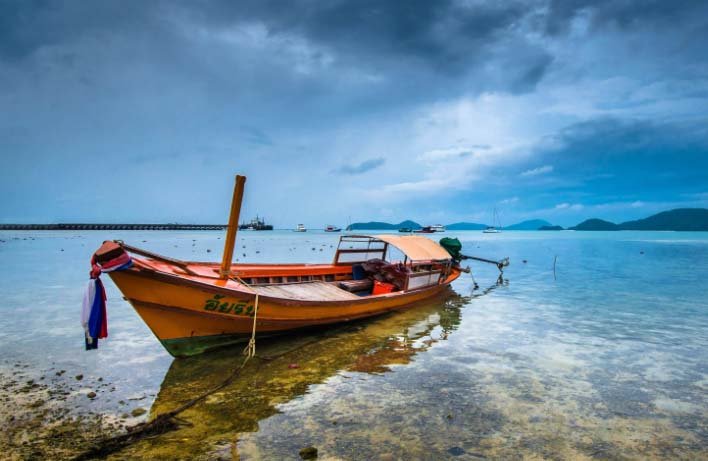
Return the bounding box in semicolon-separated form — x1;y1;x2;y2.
346;220;421;230
504;219;551;231
570;219;619;231
346;208;708;232
569;208;708;231
618;208;708;231
446;222;488;230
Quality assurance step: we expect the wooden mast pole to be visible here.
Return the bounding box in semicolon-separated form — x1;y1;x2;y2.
220;175;246;279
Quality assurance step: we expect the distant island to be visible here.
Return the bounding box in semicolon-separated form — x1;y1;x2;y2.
570;218;619;231
346;220;421;231
570;208;708;231
347;219;554;231
347;208;708;232
505;219;551;230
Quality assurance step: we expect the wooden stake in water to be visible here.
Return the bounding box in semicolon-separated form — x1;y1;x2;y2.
220;175;246;279
553;255;557;280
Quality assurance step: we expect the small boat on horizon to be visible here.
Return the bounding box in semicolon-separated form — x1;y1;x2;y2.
239;215;273;231
414;226;436;233
293;224;307;232
413;225;445;233
398;228;413;233
483;208;502;234
324;225;342;232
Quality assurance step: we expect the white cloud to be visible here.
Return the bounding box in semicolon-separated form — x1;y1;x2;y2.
555;203;584;210
592;200;654;211
368;93;546;203
379;178;449;194
418;147;474;163
520;165;553;177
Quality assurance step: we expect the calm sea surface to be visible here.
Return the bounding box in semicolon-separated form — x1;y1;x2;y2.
1;230;707;459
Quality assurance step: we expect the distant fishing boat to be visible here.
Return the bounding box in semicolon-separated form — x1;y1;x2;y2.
414;226;436;233
398;228;413;233
92;175;462;357
293;224;307;232
324;225;341;232
430;224;446;232
239;216;273;231
483;208;502;234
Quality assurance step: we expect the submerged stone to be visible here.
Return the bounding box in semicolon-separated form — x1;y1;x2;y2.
299;446;318;459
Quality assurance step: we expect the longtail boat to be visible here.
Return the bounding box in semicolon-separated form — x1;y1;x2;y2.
94;176;462;357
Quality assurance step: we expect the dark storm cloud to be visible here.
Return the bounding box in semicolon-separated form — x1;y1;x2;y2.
524;117;708;203
3;0;707;94
181;0;531;72
0;0;156;61
0;0;552;95
544;0;708;35
509;53;554;93
336;157;385;175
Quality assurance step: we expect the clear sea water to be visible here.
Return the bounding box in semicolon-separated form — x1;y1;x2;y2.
0;230;707;459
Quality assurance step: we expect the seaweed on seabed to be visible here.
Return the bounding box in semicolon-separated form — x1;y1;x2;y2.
71;354;253;460
71;413;183;460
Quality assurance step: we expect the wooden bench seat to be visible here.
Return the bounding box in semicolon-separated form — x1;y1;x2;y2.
252;281;360;301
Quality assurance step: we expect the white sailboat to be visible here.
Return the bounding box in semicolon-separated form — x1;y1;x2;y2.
483;208;502;233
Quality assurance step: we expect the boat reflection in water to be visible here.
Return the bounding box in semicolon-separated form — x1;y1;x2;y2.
123;290;470;459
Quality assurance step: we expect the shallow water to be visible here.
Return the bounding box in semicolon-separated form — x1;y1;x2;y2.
1;230;707;459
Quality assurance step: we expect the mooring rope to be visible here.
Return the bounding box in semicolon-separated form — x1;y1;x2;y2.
232;275;260;359
243;291;260;359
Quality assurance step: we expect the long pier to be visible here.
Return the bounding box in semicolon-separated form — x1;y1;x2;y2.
0;223;227;231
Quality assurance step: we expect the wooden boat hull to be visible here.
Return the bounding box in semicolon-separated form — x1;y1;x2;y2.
109;264;460;357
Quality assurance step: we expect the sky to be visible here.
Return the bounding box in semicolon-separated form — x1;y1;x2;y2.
1;0;707;227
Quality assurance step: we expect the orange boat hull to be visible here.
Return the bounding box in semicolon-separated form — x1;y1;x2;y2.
108;260;460;357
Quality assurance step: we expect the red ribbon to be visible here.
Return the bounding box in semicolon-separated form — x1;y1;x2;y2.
90;254;102;279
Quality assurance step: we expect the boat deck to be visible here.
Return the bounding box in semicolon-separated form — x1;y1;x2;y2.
252;281;360;301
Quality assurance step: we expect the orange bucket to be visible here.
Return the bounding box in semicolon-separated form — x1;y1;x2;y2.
372;280;395;295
